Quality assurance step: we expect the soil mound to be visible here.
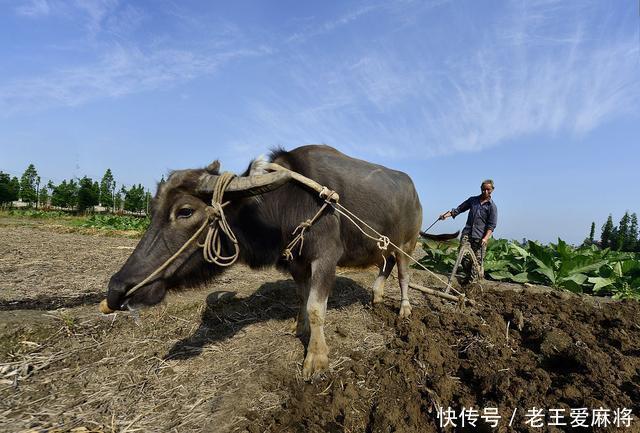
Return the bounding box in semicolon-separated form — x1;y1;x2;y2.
259;289;640;432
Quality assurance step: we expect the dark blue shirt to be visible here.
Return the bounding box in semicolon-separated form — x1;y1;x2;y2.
451;195;498;240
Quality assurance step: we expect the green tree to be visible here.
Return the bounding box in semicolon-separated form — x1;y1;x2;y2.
601;215;614;249
627;213;638;252
145;190;152;214
114;192;123;211
0;172;15;204
610;227;619;250
9;176;20;202
99;169;115;209
38;182;49;207
68;179;79;208
115;185;126;212
124;184;145;212
50;181;64;207
77;176;99;211
92;181;100;205
19;164;38;205
50;179;79;208
616;212;630;251
35;176;41;208
583;222;596;246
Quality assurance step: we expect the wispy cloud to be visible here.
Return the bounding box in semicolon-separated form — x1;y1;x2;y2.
233;0;640;160
15;0;147;39
0;43;268;115
15;0;51;17
421;1;640;155
286;3;384;44
2;1;270;116
4;0;638;159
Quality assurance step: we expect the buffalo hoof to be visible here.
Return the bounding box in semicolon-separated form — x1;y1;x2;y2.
302;351;329;380
399;301;412;319
372;293;384;305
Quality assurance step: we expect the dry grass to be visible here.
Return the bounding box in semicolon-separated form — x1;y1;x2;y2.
0;265;398;432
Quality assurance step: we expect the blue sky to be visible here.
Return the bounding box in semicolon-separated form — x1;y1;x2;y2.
1;0;638;245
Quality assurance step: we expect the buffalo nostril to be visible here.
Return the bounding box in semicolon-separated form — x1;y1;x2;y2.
107;275;130;311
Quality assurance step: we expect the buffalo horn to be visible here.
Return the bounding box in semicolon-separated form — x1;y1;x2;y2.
197;171;292;198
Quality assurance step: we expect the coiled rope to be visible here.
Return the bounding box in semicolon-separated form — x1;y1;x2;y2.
199;172;240;266
124;172;238;298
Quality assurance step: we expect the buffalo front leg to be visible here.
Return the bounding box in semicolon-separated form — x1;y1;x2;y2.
294;290;310;337
372;255;396;304
290;262;311;337
302;258;335;380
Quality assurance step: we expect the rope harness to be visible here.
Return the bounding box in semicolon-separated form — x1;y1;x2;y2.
282;187;339;260
124;172;238;298
266;163;462;296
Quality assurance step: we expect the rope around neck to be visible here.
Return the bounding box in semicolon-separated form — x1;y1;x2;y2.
124;172;238;298
199;172;239;266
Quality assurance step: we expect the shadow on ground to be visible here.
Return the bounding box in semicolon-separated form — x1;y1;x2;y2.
166;276;371;360
0;293;104;311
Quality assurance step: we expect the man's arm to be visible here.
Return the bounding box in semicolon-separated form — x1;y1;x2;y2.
481;229;493;246
440;198;471;220
481;203;498;246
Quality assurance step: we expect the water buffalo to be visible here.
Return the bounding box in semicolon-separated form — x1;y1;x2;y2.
106;144;453;379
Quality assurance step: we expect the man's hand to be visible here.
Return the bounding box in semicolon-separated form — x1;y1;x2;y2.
439;211;450;220
482;230;493;247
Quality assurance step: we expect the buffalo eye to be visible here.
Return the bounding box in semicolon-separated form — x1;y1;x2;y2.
176;207;194;219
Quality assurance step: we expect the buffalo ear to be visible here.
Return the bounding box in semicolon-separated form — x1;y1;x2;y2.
206;160;220;174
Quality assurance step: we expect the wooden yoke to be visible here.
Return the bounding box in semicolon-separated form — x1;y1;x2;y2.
265;163;340;202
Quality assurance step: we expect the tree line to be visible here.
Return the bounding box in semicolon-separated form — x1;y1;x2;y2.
0;164;156;214
584;212;640;253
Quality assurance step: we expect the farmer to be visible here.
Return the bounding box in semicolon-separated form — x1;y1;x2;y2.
439;179;497;284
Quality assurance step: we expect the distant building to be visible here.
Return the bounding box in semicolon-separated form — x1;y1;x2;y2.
11;199;28;208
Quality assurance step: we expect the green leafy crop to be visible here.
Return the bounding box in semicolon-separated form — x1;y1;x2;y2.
78;214;150;232
417;238;640;299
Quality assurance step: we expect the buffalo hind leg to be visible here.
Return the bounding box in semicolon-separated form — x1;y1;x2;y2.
396;250;412;318
372;255;396;304
302;257;335;380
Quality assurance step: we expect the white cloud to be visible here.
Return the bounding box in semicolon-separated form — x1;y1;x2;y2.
286;3;384;44
235;1;639;160
72;0;119;35
422;2;640;155
0;44;269;115
15;0;51;17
